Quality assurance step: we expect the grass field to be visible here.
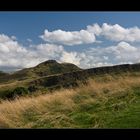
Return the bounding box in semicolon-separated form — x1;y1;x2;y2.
0;73;140;128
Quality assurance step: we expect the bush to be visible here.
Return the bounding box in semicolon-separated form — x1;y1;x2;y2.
0;90;12;99
12;87;28;96
0;87;29;99
28;85;38;92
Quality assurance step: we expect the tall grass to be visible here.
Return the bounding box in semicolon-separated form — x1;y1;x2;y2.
0;74;140;128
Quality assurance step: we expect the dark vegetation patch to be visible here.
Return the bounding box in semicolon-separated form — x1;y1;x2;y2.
0;87;29;100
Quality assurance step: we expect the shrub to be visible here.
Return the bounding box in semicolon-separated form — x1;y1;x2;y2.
12;87;28;97
28;85;38;92
0;90;12;99
0;87;29;99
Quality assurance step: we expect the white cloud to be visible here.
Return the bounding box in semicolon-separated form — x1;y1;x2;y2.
87;23;102;36
60;51;81;66
105;42;139;62
0;35;28;70
87;23;140;42
0;34;12;43
40;29;96;46
40;23;140;46
80;41;140;68
106;42;137;54
101;23;128;41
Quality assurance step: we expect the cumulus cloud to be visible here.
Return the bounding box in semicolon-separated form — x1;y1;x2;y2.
78;41;140;68
0;34;28;70
105;42;139;63
87;23;102;36
40;23;140;46
60;51;81;66
40;29;96;46
101;23;140;42
87;23;140;42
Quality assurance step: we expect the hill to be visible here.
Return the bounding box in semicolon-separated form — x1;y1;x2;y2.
28;63;140;91
16;60;81;78
0;60;81;83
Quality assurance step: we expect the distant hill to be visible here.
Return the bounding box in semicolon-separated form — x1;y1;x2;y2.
0;60;81;83
12;60;81;79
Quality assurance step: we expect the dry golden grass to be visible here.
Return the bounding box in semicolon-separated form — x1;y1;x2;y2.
0;88;77;128
0;74;140;128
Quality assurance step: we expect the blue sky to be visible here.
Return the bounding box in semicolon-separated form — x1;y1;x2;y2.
1;12;140;71
1;12;140;44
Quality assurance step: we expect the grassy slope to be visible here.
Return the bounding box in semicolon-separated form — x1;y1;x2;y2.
0;60;81;83
0;73;140;128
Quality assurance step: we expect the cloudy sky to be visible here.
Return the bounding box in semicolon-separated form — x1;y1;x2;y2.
1;12;140;72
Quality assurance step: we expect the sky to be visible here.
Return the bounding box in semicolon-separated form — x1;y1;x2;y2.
1;12;140;72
